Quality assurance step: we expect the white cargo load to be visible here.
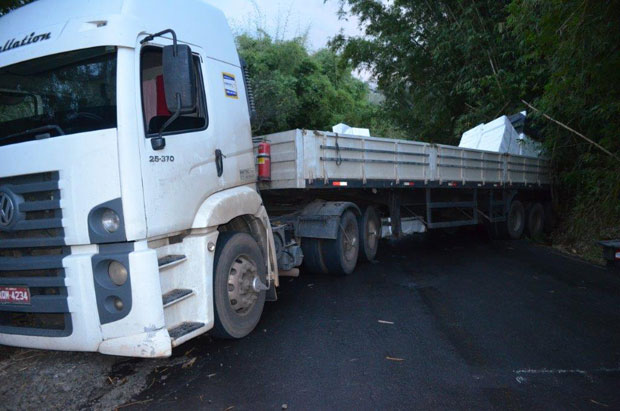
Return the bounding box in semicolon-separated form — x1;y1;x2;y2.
332;123;371;137
459;114;542;157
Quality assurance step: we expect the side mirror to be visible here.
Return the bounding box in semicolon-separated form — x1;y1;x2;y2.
162;44;197;114
141;29;198;150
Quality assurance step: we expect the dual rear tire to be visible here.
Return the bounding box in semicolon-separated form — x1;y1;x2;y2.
302;206;381;276
526;202;544;239
302;210;360;276
491;199;546;240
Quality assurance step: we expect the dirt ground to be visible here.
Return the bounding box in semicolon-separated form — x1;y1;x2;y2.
0;342;200;410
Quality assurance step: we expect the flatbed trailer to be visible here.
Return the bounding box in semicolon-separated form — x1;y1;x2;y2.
256;129;551;275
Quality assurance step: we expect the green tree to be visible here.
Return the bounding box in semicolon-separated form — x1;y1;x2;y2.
335;0;620;257
0;0;29;16
509;0;620;254
236;33;384;136
332;0;528;144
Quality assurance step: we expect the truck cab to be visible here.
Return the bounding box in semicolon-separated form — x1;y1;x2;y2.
0;0;278;357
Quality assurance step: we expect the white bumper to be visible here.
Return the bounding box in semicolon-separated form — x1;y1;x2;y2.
0;241;172;358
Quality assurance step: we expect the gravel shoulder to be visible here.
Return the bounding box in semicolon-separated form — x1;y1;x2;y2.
0;343;198;410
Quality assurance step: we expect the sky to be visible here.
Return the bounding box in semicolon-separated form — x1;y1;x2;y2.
205;0;363;51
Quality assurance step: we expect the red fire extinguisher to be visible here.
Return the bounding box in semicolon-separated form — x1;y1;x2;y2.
257;141;271;181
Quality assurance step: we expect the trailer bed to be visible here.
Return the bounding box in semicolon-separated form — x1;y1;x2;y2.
257;129;550;190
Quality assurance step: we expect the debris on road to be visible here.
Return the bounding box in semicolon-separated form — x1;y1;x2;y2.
182;357;197;369
378;320;394;325
386;356;404;362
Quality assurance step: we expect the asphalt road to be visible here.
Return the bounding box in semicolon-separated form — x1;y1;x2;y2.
130;230;620;410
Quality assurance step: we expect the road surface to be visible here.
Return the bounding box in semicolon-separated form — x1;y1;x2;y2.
129;230;620;410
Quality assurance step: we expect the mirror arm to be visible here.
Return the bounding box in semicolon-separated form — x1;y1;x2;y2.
140;29;178;56
151;94;182;151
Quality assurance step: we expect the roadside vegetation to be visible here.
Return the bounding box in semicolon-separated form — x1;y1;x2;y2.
331;0;619;262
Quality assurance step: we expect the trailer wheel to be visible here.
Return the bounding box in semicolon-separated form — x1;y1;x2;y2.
212;232;267;339
301;238;329;274
358;206;380;262
506;200;525;240
322;210;360;275
526;202;544;239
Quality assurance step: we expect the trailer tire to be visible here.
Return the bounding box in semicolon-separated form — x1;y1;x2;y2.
358;206;381;262
506;200;525;240
526;202;544;239
212;232;267;339
301;238;328;274
322;210;360;275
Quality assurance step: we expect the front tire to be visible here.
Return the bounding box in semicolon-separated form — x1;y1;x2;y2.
212;232;267;339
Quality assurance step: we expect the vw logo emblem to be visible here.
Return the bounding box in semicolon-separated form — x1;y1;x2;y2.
0;191;15;227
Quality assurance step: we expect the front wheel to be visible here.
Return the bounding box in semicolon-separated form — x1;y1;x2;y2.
212;232;267;339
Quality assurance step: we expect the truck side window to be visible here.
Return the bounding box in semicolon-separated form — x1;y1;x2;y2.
140;46;207;136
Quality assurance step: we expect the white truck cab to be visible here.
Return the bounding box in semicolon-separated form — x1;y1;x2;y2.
0;0;278;357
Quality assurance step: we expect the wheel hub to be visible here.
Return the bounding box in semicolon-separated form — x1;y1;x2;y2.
227;255;260;314
342;220;358;262
367;219;378;248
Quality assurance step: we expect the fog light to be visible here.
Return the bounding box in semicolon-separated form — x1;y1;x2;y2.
108;261;128;286
113;297;124;311
101;209;120;233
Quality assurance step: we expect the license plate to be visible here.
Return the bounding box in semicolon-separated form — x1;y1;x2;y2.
0;286;31;304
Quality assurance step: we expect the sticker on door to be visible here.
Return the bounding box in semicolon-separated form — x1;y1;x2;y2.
222;72;238;99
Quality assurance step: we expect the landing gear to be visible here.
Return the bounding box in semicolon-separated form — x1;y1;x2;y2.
212;232;267;339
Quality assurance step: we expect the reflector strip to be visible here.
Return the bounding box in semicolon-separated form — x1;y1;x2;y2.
403;182;414;186
332;181;348;187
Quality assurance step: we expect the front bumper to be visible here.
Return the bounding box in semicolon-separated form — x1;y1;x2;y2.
0;241;171;357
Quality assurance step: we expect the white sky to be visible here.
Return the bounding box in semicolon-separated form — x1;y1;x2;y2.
205;0;363;51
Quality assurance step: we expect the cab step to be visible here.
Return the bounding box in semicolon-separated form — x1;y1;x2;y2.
168;321;205;344
158;254;187;270
162;288;194;308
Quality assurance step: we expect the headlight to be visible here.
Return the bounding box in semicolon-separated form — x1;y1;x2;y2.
108;261;128;286
101;209;120;233
113;297;124;311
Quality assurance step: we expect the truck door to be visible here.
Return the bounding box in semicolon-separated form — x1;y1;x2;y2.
138;44;218;238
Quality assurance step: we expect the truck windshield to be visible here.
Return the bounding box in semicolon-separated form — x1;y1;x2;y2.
0;46;117;147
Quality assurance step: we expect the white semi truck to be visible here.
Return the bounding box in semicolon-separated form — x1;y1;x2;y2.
0;0;551;357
